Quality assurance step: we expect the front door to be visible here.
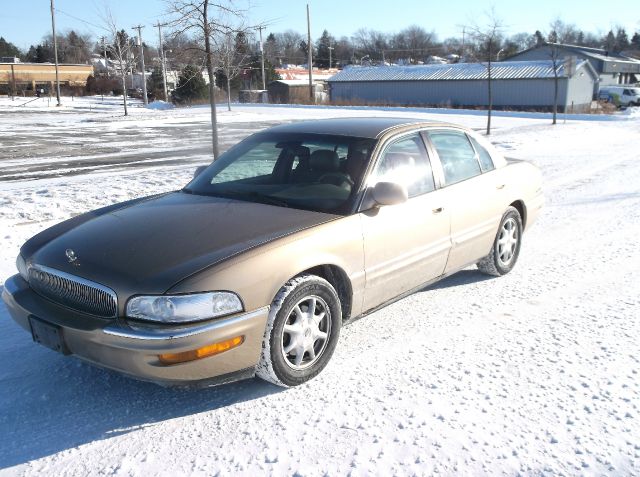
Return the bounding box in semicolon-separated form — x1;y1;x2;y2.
360;132;451;312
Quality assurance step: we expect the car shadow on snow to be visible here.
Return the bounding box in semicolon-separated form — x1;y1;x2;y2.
0;291;283;469
422;269;494;291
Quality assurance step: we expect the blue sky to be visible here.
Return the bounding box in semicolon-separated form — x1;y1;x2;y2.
1;0;638;50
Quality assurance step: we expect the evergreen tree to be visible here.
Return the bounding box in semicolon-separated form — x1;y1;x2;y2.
615;28;629;52
248;54;280;86
632;32;640;48
149;66;165;100
24;43;53;62
299;40;315;64
548;30;558;43
173;65;208;104
316;30;334;68
264;33;278;65
604;30;616;51
0;37;21;58
534;30;545;47
235;31;249;56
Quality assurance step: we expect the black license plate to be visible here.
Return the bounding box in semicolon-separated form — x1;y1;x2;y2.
28;317;70;355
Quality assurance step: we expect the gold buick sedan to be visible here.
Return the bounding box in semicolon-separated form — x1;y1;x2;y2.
2;118;543;387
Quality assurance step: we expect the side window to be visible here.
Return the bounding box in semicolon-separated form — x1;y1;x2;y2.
469;136;495;172
429;130;482;185
370;133;435;197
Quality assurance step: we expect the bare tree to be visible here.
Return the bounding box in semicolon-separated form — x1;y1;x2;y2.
213;29;251;111
548;19;580;45
468;11;504;135
274;30;305;64
102;8;138;116
508;32;536;52
548;43;563;125
169;0;245;159
352;28;388;62
163;32;205;69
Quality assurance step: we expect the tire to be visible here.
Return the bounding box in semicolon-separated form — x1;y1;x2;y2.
256;274;342;387
477;206;523;276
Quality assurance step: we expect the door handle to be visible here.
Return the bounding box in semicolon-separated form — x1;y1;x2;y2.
432;207;444;214
496;184;506;190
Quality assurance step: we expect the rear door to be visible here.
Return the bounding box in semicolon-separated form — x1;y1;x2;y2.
360;132;451;311
425;129;506;273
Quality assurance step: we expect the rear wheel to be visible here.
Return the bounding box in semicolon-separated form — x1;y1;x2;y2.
477;206;523;276
256;274;341;387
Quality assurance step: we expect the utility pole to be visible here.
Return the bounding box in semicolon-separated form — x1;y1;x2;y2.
101;36;109;77
154;23;169;102
461;27;466;60
10;64;15;100
50;0;61;106
306;4;314;102
132;25;148;105
256;25;266;90
328;43;334;69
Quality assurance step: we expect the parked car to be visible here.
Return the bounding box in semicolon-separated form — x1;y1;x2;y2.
598;86;640;107
3;118;544;387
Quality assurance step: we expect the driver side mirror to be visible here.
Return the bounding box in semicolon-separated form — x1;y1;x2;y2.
371;181;409;207
193;165;207;179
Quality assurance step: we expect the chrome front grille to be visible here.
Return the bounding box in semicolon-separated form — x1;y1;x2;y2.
28;265;118;318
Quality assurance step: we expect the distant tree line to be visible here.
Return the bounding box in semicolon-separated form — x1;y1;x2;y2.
2;19;639;70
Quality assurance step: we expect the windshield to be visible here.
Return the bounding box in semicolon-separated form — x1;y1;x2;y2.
184;132;376;214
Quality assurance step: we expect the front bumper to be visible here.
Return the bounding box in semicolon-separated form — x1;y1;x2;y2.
2;274;269;386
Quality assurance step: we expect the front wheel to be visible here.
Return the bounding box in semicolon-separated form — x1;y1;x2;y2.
477;206;523;276
256;274;341;387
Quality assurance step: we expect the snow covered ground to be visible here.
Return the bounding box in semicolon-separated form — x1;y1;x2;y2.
0;97;639;475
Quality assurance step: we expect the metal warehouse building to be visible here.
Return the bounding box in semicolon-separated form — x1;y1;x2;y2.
504;43;640;91
328;60;598;112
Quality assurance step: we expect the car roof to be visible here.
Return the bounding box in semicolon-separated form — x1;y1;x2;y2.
262;117;460;139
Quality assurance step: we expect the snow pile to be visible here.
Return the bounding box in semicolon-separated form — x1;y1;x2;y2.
0;99;639;475
146;101;175;111
621;106;640;119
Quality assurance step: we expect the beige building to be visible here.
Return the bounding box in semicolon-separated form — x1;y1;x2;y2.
0;61;94;92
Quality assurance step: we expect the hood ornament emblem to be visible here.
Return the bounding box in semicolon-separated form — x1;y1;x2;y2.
65;249;78;263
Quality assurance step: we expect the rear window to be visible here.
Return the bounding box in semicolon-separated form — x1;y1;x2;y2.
428;130;482;185
469;136;495;172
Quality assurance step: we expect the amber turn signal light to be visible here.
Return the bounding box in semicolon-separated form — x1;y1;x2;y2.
158;335;244;365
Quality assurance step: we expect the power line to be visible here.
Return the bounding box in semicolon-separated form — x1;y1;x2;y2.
53;8;110;32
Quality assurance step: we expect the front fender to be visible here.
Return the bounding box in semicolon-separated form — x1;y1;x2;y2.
167;214;366;317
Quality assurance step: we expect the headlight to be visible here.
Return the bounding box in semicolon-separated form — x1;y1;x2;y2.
126;292;243;323
16;254;29;282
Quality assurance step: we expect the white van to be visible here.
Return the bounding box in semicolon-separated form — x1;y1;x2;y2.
599;86;640;107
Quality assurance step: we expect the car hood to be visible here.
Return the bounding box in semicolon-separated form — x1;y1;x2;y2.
29;191;338;297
